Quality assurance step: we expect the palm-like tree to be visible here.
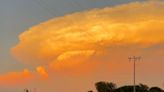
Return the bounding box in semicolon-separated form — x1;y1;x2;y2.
139;84;149;92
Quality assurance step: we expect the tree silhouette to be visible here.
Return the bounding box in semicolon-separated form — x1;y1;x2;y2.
93;81;164;92
139;84;149;92
95;81;116;92
149;87;164;92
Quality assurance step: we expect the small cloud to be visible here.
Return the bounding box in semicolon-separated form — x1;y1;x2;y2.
0;69;34;86
36;66;48;79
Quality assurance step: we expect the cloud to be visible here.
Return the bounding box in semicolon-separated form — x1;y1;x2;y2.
0;66;49;86
11;1;164;72
36;66;48;79
0;69;34;86
57;50;95;61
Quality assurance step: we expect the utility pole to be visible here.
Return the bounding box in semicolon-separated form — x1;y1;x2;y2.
129;56;141;92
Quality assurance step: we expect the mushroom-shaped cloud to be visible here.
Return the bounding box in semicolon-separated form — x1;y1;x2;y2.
11;1;164;70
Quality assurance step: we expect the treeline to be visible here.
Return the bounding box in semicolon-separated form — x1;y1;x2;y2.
88;81;164;92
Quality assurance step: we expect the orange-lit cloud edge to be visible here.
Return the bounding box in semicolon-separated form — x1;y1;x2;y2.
1;1;164;86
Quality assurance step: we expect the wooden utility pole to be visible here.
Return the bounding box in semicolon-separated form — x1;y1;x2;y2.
129;56;141;92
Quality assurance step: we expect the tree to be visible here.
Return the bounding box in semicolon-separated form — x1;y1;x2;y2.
149;87;164;92
93;81;164;92
95;81;116;92
114;85;133;92
138;83;149;92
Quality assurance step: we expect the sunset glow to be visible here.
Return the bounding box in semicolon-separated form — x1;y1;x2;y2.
0;1;164;92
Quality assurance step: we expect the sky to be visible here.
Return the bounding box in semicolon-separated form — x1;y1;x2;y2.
0;0;164;92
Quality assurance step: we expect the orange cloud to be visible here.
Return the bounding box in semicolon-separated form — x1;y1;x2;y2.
11;1;164;73
0;69;34;86
36;66;49;79
0;67;50;86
